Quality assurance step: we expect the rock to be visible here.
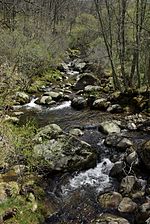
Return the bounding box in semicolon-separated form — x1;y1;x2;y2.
91;213;130;224
69;128;84;137
126;151;139;165
33;125;97;172
43;91;63;101
127;122;137;130
92;98;110;111
57;62;69;72
120;176;136;195
73;74;99;91
84;85;101;92
99;121;121;135
34;124;62;144
139;140;150;170
4;115;19;124
110;161;124;178
105;134;133;151
15;92;30;104
98;192;122;209
107;104;123;113
72;59;86;72
71;97;87;110
27;192;38;212
40;95;53;105
13;111;24;116
136;201;150;224
118;197;137;213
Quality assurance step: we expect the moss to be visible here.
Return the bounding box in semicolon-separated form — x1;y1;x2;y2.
0;195;45;224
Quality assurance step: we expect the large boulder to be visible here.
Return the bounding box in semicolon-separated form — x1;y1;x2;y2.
73;74;99;91
98;192;122;209
39;95;53;105
91;213;130;224
98;121;121;135
33;124;97;172
139;140;150;170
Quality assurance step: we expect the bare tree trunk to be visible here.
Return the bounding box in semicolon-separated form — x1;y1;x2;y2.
94;0;121;91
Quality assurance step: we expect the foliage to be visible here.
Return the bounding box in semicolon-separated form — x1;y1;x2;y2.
69;13;99;54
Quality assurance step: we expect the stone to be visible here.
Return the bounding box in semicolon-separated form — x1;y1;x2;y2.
92;98;110;111
15;92;30;104
99;121;121;135
40;95;52;105
69;128;84;137
33;136;97;173
110;161;124;178
73;74;99;90
84;85;101;92
98;192;122;209
120;176;136;195
139;140;150;170
118;197;137;213
107;104;123;113
136;201;150;224
43;91;63;101
4;115;19;124
91;213;130;224
34;124;62;144
72;59;86;72
105;134;133;151
57;62;69;72
126;151;139;165
71;97;87;110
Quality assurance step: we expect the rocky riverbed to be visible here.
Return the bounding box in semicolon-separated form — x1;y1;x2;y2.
0;57;150;224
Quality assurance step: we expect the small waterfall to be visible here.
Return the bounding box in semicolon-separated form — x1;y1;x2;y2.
24;97;42;110
48;101;71;111
61;158;114;195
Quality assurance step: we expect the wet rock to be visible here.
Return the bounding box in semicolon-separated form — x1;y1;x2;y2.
127;122;137;130
73;74;99;90
92;98;110;111
33;126;97;172
110;161;125;178
43;91;63;101
139;140;150;170
107;104;123;113
34;124;62;144
57;62;69;72
98;192;122;209
72;59;86;72
136;201;150;224
99;121;121;135
71;97;87;110
40;95;53;105
84;85;101;92
126;151;139;165
118;197;137;213
120;176;136;195
91;213;130;224
15;92;30;105
105;134;133;151
69;128;84;137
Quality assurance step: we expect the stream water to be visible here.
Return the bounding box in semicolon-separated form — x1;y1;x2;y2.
15;99;149;224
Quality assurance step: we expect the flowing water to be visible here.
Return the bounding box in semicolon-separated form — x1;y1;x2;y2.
15;99;149;224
